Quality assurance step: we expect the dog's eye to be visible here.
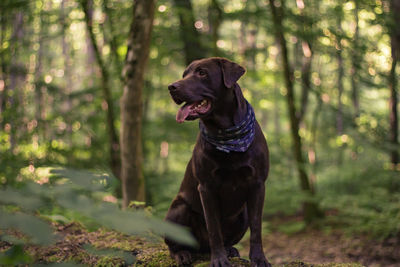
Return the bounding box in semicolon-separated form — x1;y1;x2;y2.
198;69;207;77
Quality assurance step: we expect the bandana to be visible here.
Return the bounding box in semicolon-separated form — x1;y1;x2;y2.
199;101;256;153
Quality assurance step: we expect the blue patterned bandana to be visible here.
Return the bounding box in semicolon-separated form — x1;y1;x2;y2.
199;101;256;153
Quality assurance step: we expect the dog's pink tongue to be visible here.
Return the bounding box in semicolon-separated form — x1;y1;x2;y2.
176;103;191;123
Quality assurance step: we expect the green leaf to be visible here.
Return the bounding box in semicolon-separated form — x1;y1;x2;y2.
0;187;44;211
83;244;135;265
50;168;110;192
0;245;32;265
0;210;55;245
56;192;197;246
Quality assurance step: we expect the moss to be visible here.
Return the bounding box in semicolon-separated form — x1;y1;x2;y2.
17;222;366;267
95;256;125;267
283;261;364;267
195;257;251;267
135;250;176;266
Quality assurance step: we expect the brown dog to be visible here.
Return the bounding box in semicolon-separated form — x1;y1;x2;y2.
165;57;271;267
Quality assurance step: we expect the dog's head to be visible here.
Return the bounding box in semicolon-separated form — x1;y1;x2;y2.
168;57;245;123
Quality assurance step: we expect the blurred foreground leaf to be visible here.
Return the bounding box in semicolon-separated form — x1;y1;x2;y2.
0;167;196;249
0;187;45;211
83;244;135;265
56;192;196;246
0;210;55;245
0;245;32;265
50;168;111;192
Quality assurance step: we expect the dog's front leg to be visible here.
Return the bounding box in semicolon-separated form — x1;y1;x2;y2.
247;181;271;267
198;183;231;267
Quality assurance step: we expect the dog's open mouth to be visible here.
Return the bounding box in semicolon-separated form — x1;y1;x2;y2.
176;99;211;123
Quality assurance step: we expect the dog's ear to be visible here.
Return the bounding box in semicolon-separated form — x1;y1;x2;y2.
219;58;246;88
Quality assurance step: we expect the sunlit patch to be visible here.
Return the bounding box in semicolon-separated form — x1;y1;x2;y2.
158;5;166;12
102;100;108;110
296;0;304;9
29;164;35;173
4;123;11;132
45;75;53;84
321;93;330;103
217;40;226;48
194;20;203;30
103;195;118;203
160;141;169;158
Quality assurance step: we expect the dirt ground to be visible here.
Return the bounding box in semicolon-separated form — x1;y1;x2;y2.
1;221;400;266
240;229;400;267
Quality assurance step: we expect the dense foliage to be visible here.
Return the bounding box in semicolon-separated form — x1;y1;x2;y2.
0;0;399;265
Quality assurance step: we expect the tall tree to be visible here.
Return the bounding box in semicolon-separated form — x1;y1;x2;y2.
33;0;48;142
296;0;315;123
207;0;222;56
335;4;345;136
61;0;73;144
81;0;121;180
8;11;26;151
173;0;206;64
0;2;8;122
388;0;400;166
351;0;360;120
120;0;155;208
103;0;123;80
268;0;323;223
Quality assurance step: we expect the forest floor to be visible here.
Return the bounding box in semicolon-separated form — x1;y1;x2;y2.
1;217;399;266
243;227;400;267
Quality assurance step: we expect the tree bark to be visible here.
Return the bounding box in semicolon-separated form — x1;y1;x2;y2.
336;8;344;136
208;0;222;57
103;0;123;80
34;0;45;141
61;0;73;144
120;0;155;208
298;41;312;122
389;0;400;166
351;0;360;120
8;11;25;151
268;0;322;223
173;0;206;65
81;0;121;180
0;5;8;122
296;0;314;123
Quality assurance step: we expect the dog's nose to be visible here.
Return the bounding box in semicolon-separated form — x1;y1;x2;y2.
168;83;178;91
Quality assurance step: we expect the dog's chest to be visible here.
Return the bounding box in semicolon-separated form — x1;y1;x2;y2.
213;164;252;182
211;166;252;216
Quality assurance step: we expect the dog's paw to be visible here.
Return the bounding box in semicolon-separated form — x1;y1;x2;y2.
210;254;232;267
172;250;192;266
225;246;240;258
250;255;272;267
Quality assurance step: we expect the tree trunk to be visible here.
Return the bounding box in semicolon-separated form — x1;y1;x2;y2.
103;0;123;80
61;0;73;145
85;0;95;87
298;40;312;123
268;0;323;223
336;7;345;164
8;11;25;152
120;0;155;208
296;0;314;123
208;0;222;57
0;6;8;122
173;0;206;65
81;0;121;181
389;0;400;166
336;8;344;136
351;0;360;120
34;1;45;141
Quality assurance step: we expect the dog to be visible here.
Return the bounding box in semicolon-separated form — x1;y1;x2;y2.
165;57;271;267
